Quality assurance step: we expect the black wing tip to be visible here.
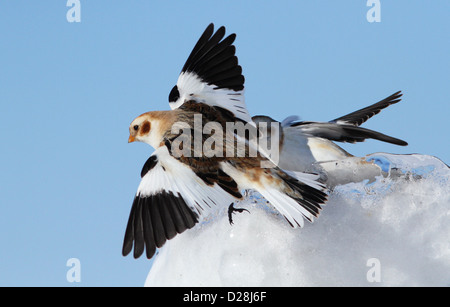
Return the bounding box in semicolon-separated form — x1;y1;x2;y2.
331;90;405;126
180;23;244;92
339;125;409;146
122;243;132;257
122;192;199;260
394;139;408;146
384;90;403;105
197;23;215;39
354;137;408;146
392;90;403;98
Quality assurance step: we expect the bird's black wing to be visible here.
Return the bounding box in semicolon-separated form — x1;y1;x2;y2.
331;91;403;126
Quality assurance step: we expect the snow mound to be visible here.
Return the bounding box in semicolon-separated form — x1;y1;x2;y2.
145;153;450;287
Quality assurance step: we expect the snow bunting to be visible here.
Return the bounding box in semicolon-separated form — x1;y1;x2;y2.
123;24;328;259
253;91;408;188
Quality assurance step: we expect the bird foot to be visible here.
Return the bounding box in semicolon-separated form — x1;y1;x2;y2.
228;203;250;225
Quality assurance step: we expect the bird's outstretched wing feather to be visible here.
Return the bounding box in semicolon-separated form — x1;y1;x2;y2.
168;23;251;123
122;147;237;259
279;91;407;146
330;91;403;126
290;122;408;146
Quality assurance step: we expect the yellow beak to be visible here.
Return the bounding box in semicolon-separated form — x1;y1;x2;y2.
128;135;135;143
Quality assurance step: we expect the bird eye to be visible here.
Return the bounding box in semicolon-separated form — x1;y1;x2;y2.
133;125;139;131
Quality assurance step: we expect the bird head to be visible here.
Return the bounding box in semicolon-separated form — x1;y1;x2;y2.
128;112;163;148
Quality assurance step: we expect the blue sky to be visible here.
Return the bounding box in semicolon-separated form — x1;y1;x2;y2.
0;1;448;286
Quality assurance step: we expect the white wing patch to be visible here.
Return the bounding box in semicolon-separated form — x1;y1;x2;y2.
170;72;251;123
137;146;236;217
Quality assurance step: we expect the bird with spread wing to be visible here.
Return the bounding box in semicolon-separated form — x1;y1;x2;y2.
123;24;329;259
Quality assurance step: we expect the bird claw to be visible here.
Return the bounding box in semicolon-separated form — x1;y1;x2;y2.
228;203;250;225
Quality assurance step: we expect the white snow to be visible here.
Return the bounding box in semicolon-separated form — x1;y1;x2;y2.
145;153;450;287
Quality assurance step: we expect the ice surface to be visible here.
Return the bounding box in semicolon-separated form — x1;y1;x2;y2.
145;154;450;287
